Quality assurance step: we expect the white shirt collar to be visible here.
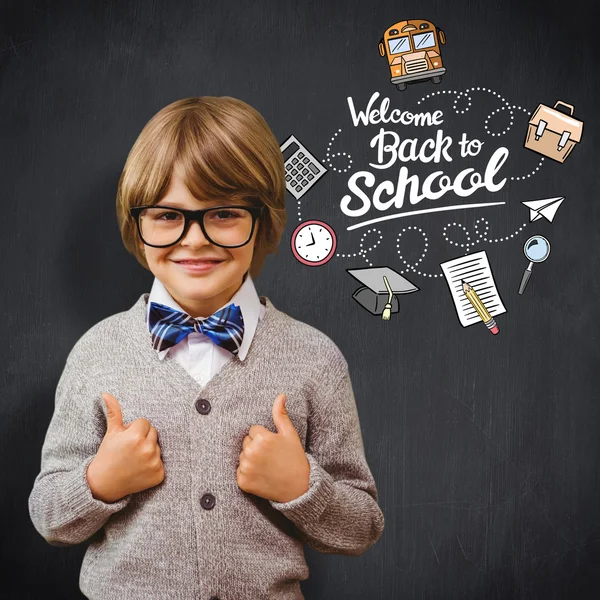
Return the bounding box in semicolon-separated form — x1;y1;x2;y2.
146;272;263;362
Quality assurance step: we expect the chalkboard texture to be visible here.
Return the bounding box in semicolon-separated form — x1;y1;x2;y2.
1;0;599;598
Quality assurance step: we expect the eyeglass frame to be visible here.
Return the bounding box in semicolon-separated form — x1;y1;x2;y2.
129;204;264;249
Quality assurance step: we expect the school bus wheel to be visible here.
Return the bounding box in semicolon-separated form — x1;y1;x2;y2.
431;76;443;84
396;83;407;91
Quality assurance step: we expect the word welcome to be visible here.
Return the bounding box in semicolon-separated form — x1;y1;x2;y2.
347;92;444;128
338;91;513;222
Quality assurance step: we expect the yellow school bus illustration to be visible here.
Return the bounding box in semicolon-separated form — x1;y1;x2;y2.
379;19;447;91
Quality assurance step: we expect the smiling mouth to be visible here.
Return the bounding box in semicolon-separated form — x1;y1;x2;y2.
173;259;224;264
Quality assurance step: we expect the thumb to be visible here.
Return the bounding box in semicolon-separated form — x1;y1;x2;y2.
272;393;296;437
102;393;125;433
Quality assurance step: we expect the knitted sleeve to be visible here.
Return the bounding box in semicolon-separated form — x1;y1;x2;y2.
269;357;385;556
28;352;132;546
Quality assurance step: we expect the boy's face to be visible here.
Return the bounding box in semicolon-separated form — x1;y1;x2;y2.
139;169;259;319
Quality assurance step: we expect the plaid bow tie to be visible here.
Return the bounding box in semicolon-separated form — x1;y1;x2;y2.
148;301;244;356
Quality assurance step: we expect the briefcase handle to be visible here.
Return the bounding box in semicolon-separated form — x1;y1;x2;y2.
553;101;574;116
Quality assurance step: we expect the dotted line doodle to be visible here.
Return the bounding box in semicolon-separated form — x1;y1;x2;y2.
323;128;352;174
335;220;530;278
416;86;545;181
396;225;443;278
326;86;536;277
295;128;351;222
336;228;383;267
443;218;529;251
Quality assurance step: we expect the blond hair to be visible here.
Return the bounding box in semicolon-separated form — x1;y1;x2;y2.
116;96;287;279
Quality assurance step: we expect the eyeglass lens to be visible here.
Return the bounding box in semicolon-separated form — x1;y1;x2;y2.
138;207;254;247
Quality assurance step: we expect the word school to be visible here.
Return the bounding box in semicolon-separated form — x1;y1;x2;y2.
339;146;509;218
340;91;510;219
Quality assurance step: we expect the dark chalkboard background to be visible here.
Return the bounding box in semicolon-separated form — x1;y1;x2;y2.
2;0;599;598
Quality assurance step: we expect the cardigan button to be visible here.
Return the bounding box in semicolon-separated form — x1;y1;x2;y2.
195;398;211;414
201;493;216;510
209;596;220;600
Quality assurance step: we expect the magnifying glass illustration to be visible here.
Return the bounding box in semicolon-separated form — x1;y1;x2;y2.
518;235;551;295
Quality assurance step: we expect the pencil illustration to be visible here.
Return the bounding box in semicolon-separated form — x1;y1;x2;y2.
461;280;499;335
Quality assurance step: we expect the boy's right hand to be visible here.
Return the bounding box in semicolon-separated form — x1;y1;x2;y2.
86;393;165;503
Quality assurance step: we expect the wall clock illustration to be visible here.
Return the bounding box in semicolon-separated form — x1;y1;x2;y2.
291;220;337;266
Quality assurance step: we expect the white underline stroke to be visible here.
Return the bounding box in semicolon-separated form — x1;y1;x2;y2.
346;202;506;230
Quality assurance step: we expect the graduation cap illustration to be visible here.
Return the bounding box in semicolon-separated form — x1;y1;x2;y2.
346;266;420;320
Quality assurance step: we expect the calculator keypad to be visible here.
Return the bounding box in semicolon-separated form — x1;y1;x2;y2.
280;135;328;199
288;158;324;189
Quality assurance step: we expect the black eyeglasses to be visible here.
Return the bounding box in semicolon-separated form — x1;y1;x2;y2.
130;204;263;249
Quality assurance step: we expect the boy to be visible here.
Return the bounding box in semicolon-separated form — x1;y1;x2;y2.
28;96;384;599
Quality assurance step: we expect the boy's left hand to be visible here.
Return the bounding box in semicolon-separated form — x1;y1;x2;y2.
236;393;310;503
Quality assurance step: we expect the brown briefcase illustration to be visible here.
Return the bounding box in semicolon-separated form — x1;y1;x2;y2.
524;100;583;163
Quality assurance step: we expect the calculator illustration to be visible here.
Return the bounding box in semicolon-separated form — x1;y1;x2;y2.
280;135;328;200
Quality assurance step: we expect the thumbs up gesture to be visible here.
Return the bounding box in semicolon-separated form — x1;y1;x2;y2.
236;393;310;503
86;393;165;503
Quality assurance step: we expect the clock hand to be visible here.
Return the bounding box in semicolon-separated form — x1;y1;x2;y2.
306;232;316;247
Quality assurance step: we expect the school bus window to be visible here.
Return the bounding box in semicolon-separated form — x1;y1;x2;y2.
379;19;447;91
413;32;436;50
388;36;410;54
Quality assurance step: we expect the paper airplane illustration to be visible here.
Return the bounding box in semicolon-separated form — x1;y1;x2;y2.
521;197;564;223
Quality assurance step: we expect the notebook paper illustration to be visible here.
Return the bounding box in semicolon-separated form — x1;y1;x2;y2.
440;250;507;327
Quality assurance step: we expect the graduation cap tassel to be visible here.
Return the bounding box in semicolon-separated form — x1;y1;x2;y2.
347;266;419;317
381;276;394;321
